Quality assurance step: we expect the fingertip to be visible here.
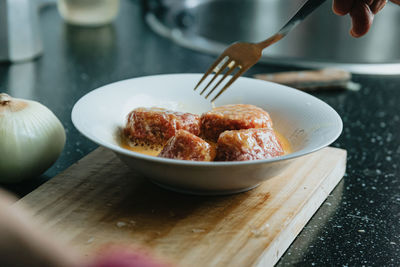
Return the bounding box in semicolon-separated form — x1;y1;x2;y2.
333;8;347;16
350;21;372;38
332;5;347;16
350;29;363;38
332;0;354;15
349;2;374;37
370;0;388;14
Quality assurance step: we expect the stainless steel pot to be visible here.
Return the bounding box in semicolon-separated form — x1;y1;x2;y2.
145;0;400;74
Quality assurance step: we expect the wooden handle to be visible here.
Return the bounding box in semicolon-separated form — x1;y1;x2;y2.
254;68;360;91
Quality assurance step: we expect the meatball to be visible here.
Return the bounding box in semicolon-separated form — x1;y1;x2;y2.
216;128;284;161
124;107;201;146
158;130;216;161
201;104;273;141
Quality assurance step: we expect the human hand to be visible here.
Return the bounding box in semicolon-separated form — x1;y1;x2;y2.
0;189;81;267
0;189;171;267
333;0;398;37
88;245;173;267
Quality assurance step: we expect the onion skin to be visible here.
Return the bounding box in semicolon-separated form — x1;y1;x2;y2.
0;94;66;183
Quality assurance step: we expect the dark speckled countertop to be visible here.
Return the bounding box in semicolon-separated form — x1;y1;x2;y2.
1;0;400;266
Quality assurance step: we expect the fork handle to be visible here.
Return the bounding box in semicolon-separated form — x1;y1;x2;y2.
256;0;327;49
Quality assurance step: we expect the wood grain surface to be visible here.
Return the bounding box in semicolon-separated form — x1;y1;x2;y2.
15;146;346;266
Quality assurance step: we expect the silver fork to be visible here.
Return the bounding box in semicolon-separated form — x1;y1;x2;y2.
194;0;327;102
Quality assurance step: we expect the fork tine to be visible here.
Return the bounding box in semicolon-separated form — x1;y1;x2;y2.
210;67;249;102
204;62;238;99
199;59;233;95
194;54;227;91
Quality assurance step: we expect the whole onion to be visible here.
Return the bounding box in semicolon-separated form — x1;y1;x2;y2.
0;93;66;183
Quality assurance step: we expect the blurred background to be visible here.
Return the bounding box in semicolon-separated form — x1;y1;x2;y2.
1;0;400;266
144;0;400;74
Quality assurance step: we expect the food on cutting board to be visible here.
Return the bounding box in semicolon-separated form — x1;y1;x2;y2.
159;130;216;161
121;104;290;162
216;128;284;161
123;107;201;146
200;104;273;141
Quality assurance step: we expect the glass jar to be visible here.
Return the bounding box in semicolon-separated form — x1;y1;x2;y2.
57;0;120;27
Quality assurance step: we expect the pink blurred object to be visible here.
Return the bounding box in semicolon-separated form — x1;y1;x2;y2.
89;246;172;267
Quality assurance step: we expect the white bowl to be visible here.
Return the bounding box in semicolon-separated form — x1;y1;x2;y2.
72;74;342;195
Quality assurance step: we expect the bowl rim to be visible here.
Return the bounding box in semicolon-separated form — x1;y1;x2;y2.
71;73;343;167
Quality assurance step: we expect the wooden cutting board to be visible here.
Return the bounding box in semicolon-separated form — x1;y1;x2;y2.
15;146;346;266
